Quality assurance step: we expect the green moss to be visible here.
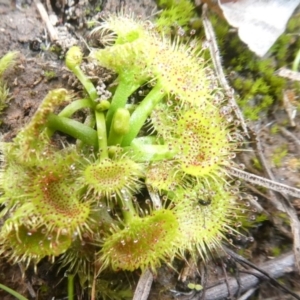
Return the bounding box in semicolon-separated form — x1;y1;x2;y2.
95;5;101;13
270;246;282;257
0;52;18;76
287;13;300;31
0;52;18;122
156;0;195;34
232;77;244;90
87;20;96;29
44;70;57;81
272;145;288;167
275;211;291;227
96;279;132;300
0;82;10;114
252;157;262;171
0;51;18;124
241;213;268;229
237;93;273;121
270;124;279;134
206;12;300;121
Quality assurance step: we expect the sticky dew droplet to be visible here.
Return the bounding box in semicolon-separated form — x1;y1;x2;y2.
167;100;173;107
249;215;256;221
60;228;68;235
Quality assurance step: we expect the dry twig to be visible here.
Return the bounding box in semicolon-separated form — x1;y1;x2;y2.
201;4;249;137
277;67;300;82
190;251;298;300
133;268;154;300
279;126;300;156
228;167;300;199
250;128;300;271
34;0;58;41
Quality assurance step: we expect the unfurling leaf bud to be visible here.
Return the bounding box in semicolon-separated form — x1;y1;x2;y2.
65;46;83;71
112;108;130;135
96;100;111;112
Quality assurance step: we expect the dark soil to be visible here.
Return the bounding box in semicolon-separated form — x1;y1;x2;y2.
1;0;300;299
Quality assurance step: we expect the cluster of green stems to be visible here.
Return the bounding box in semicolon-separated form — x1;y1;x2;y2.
46;47;173;163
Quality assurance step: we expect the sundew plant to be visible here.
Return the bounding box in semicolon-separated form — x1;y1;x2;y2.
0;13;248;286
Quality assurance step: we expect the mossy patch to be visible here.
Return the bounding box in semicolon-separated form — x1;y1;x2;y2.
206;12;300;121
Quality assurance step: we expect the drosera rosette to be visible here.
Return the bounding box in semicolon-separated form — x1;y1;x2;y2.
0;10;252;292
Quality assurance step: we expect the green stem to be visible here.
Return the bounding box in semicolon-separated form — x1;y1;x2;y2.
293;48;300;71
58;99;93;118
95;111;108;159
0;283;28;300
106;73;141;130
76;114;96;151
122;82;165;146
125;142;177;161
46;99;93;141
108;108;130;146
68;274;75;300
46;113;98;148
118;194;136;223
72;65;98;103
